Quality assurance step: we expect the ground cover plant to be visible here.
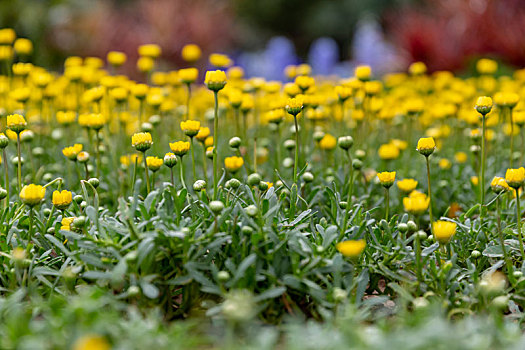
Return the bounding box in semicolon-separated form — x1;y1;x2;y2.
1;29;525;349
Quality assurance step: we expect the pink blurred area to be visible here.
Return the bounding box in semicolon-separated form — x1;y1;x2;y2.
50;0;237;72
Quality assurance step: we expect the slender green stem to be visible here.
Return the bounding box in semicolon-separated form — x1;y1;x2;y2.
190;137;196;181
170;167;175;187
16;133;22;194
516;188;524;262
415;232;423;287
212;91;219;200
95;130;101;178
202;146;208;181
293;115;300;184
3;148;9;208
28;207;33;239
143;152;150;194
480;115;486;218
497;197;513;276
131;157;138;195
385;188;390;221
179;156;187;190
425;156;433;229
340;151;354;238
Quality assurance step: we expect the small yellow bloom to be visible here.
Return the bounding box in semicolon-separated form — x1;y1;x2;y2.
335;85;352;101
285;96;304;116
408;61;426;75
204;136;214;148
475;96;493;115
63;144;83;161
224;156;244;173
20;184;46;207
131;83;149;99
146;156;163;172
377;171;396;188
454;152;467;164
204;70;227;91
72;334;111;350
52;190;72;210
471;176;479;186
294;75;314;92
137;56;155;72
439;158;451;170
355;65;372;81
61;217;75;231
7;114;27;133
180;120;201;137
169;141;190;157
432;220;457;244
0;28;15;45
476;58;497;75
131;132;153;152
319;134;337;151
181;44;202;62
56;111;77;125
403;191;430;215
179;68;199;84
14;38;33;55
138;43;161;58
196;127;211;142
397;179;418;193
209;53;232;68
416;137;435;156
378;143;400;160
505;167;525;188
107;51;126;66
336;240;366;258
494;92;519;108
491;176;509;194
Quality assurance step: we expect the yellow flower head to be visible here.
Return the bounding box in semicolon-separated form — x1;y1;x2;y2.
131;132;153;152
294;75;314;93
319;134;337;151
196;127;211;142
209;53;232;68
475;96;493;115
408;61;427;75
79;113;105;130
63;144;83;161
377;171;396;188
471;176;479;186
505;167;525;188
204;136;214;148
476;58;497;75
224;156;244;173
228;88;243;108
138;44;161;58
514;110;525;127
179;68;199;84
146;156;163;172
432;220;457;244
355;65;372;81
181;44;202;62
0;28;16;45
56;111;77;125
336;239;366;258
403;191;430;215
137;56;155;73
52;190;72;210
416;137;435;156
491;176;509;194
20;184;45;207
169;141;190;156
72;334;111;350
285;95;304;116
204;70;227;91
180;120;201;137
107;51;127;66
397;178;418;193
61;217;75;231
454;152;467;164
14;38;33;55
439;158;451;170
7;114;27;133
378;143;400;160
494;92;519;109
335;85;352;101
163;152;178;168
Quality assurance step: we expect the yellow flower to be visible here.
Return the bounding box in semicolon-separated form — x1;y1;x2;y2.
0;28;16;45
7;114;27;133
72;334;111;350
439;158;451;170
397;179;418;193
227;66;245;80
390;139;408;151
52;190;72;210
138;43;161;58
491;176;509;194
79;113;105;130
476;58;497;75
131;83;149;99
205;70;227;91
403;191;430;215
285;96;304;116
169;141;190;157
319;134;337;151
20;184;46;207
179;68;199;84
209;53;232;68
514;110;525;127
56;111;77;125
408;61;427;75
454;152;467;164
63;144;83;161
77;151;90;163
180;120;201;137
378;143;400;160
204;136;214;148
377;171;396;188
196;127;211;142
182;44;202;62
432;220;457;244
471;176;479;186
335;85;352;101
14;38;33;55
61;217;75;231
120;154;142;168
224;156;244;173
416;137;435;156
494;92;519;108
294;75;314;92
355;65;372;81
228;88;243;108
107;51;126;66
505;167;525;188
137;56;155;73
336;240;366;258
131;132;153;152
146;156;163;172
475;96;493;115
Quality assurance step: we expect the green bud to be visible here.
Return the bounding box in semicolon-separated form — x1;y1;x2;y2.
247;173;262;187
209;200;224;214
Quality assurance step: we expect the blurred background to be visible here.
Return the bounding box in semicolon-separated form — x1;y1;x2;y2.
2;0;525;78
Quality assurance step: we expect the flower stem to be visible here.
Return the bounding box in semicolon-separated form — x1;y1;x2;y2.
131;156;138;195
480;115;486;219
143;152;150;194
340;151;354;238
385;188;390;221
179;156;187;190
293;115;300;184
16;133;22;194
212;91;219;200
185;83;191;121
3;148;9;208
497;196;513;276
190;137;196;181
425;156;433;230
516;188;524;262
